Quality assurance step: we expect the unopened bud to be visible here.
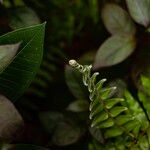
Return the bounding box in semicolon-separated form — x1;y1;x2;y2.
69;59;77;66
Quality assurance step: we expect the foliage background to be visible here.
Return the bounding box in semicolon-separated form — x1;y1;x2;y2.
0;0;150;150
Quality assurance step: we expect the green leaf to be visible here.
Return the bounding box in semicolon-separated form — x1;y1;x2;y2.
105;98;124;109
146;127;150;146
124;90;149;128
115;115;134;125
138;92;150;120
110;106;127;117
9;6;41;29
98;119;114;128
95;79;107;92
124;120;139;132
0;23;45;101
94;34;136;69
126;0;150;27
89;103;103;119
67;100;89;112
0;43;20;72
138;135;149;150
91;112;108;127
89;96;102;112
105;127;123;138
52;121;82;146
101;3;136;35
65;65;88;99
124;90;149;126
100;87;116;100
141;75;150;95
138;76;150;120
0;95;23;139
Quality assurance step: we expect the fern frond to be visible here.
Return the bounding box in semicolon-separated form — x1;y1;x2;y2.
69;60;140;139
138;75;150;120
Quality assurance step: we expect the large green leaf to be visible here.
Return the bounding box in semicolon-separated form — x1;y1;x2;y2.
126;0;150;27
67;100;89;112
0;23;45;101
94;34;136;69
101;3;136;35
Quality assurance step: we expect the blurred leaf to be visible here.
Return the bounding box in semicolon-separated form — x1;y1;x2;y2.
101;3;136;35
67;100;89;112
126;0;150;27
50;0;68;7
13;0;25;6
138;135;149;150
1;0;11;7
39;111;64;134
88;140;103;150
146;128;150;146
94;34;136;69
124;120;139;133
141;75;150;95
9;6;40;30
89;0;99;24
108;79;127;97
138;91;150;120
100;87;116;99
0;23;45;101
7;144;49;150
52;121;82;146
0;43;20;72
0;95;23;139
79;50;96;65
2;0;24;7
89;127;104;144
148;27;150;32
65;65;88;99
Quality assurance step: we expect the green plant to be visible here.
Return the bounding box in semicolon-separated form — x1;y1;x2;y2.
0;0;150;150
94;1;150;69
0;23;46;149
69;60;150;150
